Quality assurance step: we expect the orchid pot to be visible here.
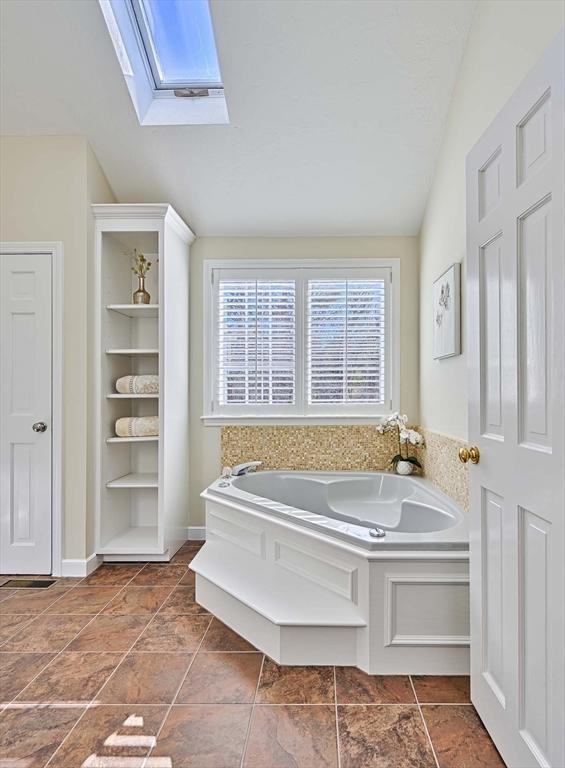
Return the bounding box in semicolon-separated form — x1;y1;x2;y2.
376;413;424;475
392;457;419;476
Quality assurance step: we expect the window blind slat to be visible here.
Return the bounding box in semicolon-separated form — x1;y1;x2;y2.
218;278;296;405
307;278;386;405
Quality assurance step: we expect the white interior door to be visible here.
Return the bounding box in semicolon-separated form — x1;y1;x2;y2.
0;252;53;574
466;32;564;768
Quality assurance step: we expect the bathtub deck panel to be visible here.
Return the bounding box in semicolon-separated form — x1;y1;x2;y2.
190;541;366;627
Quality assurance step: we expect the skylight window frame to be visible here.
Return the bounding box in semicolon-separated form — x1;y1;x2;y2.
97;0;228;125
129;0;224;92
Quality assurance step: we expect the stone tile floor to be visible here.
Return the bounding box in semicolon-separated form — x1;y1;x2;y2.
0;542;506;767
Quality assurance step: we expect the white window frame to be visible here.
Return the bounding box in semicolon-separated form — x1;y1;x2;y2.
98;0;228;126
202;259;400;425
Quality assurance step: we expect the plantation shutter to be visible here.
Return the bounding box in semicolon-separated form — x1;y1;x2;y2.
307;278;386;405
217;278;296;405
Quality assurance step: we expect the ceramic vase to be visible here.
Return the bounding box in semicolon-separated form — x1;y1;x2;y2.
395;460;414;476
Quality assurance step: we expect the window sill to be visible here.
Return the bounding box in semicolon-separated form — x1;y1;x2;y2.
141;91;229;126
201;414;389;427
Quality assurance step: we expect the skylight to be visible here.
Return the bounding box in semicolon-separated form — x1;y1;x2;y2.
131;0;222;91
98;0;228;125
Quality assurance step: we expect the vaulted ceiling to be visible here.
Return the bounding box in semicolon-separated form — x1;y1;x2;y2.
0;0;476;236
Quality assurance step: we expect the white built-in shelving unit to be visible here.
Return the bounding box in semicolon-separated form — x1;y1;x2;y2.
93;204;194;560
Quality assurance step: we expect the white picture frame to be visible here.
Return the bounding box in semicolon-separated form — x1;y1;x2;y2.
432;262;461;359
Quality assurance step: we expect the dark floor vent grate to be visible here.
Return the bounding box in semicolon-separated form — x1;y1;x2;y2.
0;579;56;588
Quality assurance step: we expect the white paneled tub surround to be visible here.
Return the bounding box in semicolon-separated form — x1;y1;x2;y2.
192;471;469;674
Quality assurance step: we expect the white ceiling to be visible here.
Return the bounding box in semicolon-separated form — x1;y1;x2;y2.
0;0;476;236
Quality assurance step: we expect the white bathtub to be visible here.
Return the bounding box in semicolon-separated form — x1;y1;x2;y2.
193;470;470;674
209;470;467;550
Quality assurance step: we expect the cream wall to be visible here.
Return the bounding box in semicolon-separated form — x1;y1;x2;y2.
0;136;115;560
419;0;564;440
189;236;419;525
86;145;116;555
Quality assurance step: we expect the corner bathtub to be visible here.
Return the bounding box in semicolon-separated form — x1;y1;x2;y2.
193;470;470;674
210;470;467;550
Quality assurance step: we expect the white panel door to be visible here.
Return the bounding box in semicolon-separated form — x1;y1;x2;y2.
0;253;52;574
466;32;564;768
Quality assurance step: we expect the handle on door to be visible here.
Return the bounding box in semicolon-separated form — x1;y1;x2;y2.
32;421;48;433
459;446;480;464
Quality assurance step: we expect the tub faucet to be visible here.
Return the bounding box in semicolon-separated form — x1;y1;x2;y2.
231;461;262;476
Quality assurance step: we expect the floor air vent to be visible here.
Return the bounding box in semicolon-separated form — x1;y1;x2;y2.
0;579;56;588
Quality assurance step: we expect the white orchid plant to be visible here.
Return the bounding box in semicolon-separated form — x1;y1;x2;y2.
376;412;424;472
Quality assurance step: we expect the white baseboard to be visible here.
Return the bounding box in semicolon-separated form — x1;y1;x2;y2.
61;553;102;578
187;527;206;541
60;535;205;576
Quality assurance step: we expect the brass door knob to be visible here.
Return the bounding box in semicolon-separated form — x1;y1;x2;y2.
459;446;480;464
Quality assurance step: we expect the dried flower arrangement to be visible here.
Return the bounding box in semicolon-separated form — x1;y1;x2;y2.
130;249;156;304
131;250;153;277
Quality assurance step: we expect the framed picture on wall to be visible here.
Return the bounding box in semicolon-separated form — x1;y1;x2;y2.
432;262;461;359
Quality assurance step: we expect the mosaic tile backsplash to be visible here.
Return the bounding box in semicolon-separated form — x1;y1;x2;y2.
221;425;469;512
222;426;399;473
418;428;469;512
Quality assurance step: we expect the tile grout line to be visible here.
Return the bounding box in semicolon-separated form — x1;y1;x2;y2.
93;701;427;707
1;556;196;716
43;558;198;764
0;614;38;649
0;576;114;712
142;602;214;768
1;614;71;713
173;649;256;653
409;675;440;768
1;569;146;750
239;651;266;768
41;564;152;767
115;567;187;651
0;580;81;619
138;556;209;767
334;666;342;768
86;565;191;768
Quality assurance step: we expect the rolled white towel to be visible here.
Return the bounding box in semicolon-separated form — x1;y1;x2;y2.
115;416;159;438
116;375;159;395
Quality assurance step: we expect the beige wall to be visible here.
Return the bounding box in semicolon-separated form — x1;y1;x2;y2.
0;136;115;560
419;0;564;440
189;236;419;525
86;144;116;554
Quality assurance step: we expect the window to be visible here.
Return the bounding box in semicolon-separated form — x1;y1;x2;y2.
307;278;386;407
98;0;228;126
218;277;296;407
204;260;400;423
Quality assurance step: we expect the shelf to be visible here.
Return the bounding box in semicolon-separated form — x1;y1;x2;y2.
106;348;159;355
98;525;160;554
107;304;159;317
106;436;158;443
107;473;158;488
96;205;191;561
107;393;158;399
